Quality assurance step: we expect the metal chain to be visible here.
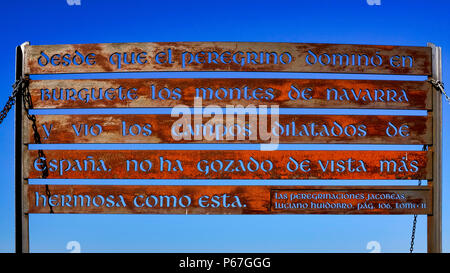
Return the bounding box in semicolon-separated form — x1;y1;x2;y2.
410;145;427;253
1;77;53;213
21;78;53;213
3;77;446;242
411;78;447;251
409;183;421;253
428;79;450;103
0;78;26;124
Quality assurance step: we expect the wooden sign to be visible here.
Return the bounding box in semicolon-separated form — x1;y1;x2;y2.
29;79;432;109
25;114;432;144
15;41;443;253
25;185;432;215
25;150;431;180
23;42;431;75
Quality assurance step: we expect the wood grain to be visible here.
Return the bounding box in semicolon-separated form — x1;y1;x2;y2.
25;185;432;215
25;150;432;180
25;114;432;144
24;42;432;75
29;78;432;109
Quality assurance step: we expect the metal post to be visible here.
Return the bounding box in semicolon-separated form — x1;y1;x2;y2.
427;43;442;253
15;42;29;253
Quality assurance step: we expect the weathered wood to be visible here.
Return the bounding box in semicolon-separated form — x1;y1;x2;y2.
16;42;29;254
25;185;432;215
23;42;432;75
25;150;432;180
428;43;442;253
25;114;432;144
29;78;432;109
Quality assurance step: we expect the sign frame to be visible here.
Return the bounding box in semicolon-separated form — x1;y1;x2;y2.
428;43;442;253
14;41;442;253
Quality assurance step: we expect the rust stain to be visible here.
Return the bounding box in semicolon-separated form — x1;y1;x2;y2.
23;42;432;75
26;114;432;145
29;79;432;110
25;185;432;215
25;150;431;180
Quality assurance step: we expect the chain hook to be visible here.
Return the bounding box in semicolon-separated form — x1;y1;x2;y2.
428;79;450;103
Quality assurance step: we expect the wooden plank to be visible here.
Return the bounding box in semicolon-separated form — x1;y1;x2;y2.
16;42;29;254
25;114;432;144
25;185;432;215
427;43;442;253
23;42;431;75
29;79;432;110
25;150;432;180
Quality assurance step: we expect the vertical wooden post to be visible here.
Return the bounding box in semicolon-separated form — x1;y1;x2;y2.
15;42;29;253
427;43;442;253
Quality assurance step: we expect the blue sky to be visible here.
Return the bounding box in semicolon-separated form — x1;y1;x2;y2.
0;0;449;253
